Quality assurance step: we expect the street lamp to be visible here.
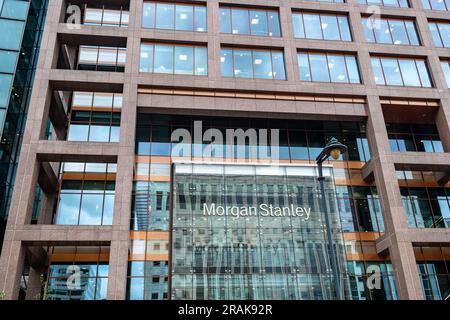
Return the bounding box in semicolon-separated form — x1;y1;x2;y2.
316;137;347;300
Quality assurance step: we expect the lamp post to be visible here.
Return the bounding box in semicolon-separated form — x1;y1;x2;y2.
316;137;347;300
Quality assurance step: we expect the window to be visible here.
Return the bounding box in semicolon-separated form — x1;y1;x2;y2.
55;180;115;225
402;187;450;228
422;0;450;10
220;48;285;80
298;52;361;84
0;50;17;73
68;111;120;142
140;43;207;76
0;0;28;20
0;19;24;50
47;263;109;300
78;46;126;72
429;22;450;48
387;123;444;153
127;261;169;300
72;91;123;109
441;61;450;88
357;0;409;7
142;2;206;32
292;12;351;41
220;7;281;37
83;7;129;27
362;17;419;45
371;57;432;87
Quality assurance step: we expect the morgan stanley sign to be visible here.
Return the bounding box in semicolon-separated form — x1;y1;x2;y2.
202;203;311;220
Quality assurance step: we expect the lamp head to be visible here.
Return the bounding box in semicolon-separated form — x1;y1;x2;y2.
316;137;348;163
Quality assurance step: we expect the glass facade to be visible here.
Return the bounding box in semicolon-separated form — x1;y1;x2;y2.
142;2;206;32
127;261;169;300
83;6;129;27
219;7;280;37
387;123;444;153
47;262;109;300
361;17;419;45
421;0;450;10
0;0;47;251
0;0;28;132
429;22;450;48
220;48;285;80
371;57;432;87
402;187;450;229
292;12;351;41
441;61;450;88
358;0;409;6
298;52;361;84
77;46;126;72
140;43;207;76
55;180;115;225
171;163;348;299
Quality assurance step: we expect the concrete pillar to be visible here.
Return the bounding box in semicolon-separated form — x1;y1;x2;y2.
365;95;424;300
0;241;25;300
25;267;43;300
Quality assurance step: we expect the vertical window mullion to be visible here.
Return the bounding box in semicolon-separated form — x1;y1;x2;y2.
336;16;342;41
318;14;325;40
395;58;406;86
403;20;412;45
325;53;332;83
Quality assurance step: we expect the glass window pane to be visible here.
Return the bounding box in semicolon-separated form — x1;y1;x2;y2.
1;0;28;20
220;49;233;77
253;50;272;79
328;55;348;83
250;10;268;36
231;9;249;34
110;126;120;142
57;193;81;225
292;14;305;38
0;73;13;106
381;58;403;85
102;10;121;26
140;44;153;72
272;51;286;80
79;194;103;225
398;59;421;86
268;11;281;36
0;19;24;50
89;125;110;142
371;57;385;85
362;18;375;42
174;46;194;75
416;60;432;87
437;23;450;47
374;19;393;44
154;45;173;74
321;15;340;40
73;92;93;107
98;48;117;64
194;47;207;76
155;3;174;29
389;20;409;45
338;16;351;41
194;6;206;32
93;93;113;108
142;2;155;28
303;14;322;39
102;194;114;225
175;5;193;31
84;8;103;25
219;8;231;33
79;47;98;64
441;62;450;88
345;56;361;83
0;50;17;73
298;53;311;81
309;53;330;82
68;124;89;141
405;21;419;45
233;49;253;78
